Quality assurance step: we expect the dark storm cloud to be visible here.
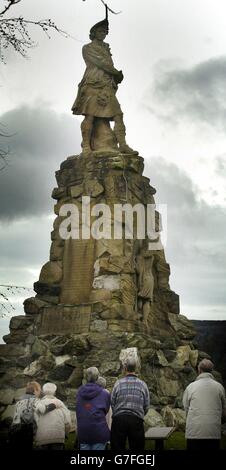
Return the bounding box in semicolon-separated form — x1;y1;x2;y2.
0;105;80;220
145;157;226;308
147;56;226;130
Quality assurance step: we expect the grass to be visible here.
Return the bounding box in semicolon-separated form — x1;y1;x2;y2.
65;431;226;450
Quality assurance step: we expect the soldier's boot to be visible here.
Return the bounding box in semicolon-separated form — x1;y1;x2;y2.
81;117;93;155
114;119;138;155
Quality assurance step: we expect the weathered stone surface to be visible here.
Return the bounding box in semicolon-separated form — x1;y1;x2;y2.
24;354;55;377
0;405;16;422
153;350;169;367
0;344;28;358
90;320;108;332
119;348;140;368
98;304;136;321
161;406;186;431
50;242;64;261
164;350;177;363
39;261;63;284
167;313;196;340
34;281;61;297
0;389;15;406
49;335;90;357
189;349;199;368
48;364;73;381
55;355;71;366
37;305;91;335
52;187;67;200
94;256;134;276
31;338;48;358
158;374;180;397
99;361;121;376
16;355;33;368
70;184;83;198
23;297;48;315
0;370;28;388
93;275;120;291
126;334;149;350
144;408;165;431
36;295;60;304
9;315;34;331
67;367;83;388
173;345;191;367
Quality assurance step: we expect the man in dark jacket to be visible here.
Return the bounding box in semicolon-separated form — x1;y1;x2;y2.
76;367;110;450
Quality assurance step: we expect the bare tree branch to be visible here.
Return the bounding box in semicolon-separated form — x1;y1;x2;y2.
0;284;33;317
0;1;71;62
0;123;13;170
0;16;70;62
0;1;21;17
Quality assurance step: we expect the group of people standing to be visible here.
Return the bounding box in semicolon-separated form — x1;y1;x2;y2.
76;357;150;451
9;357;226;451
9;381;71;450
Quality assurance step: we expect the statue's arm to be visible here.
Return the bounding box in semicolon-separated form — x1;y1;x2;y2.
83;45;122;79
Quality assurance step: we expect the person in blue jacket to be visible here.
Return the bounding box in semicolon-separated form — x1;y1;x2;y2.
76;367;110;450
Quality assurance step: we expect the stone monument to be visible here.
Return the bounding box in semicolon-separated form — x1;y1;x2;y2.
0;8;214;436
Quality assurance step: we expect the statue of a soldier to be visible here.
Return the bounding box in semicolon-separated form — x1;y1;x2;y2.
72;13;137;155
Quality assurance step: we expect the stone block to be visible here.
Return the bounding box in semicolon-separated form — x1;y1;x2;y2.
93;275;120;291
144;408;165;431
189;349;199;367
90;320;108;332
70;183;83;198
55;355;71;366
50;242;64;261
153;350;169;367
161;406;186;431
1;405;16;422
52;187;67;200
24;354;55;377
67;367;83;388
31;338;48;358
90;290;112;302
0;344;28;358
39;261;63;284
9;315;34;331
24;297;47;315
99;361;121;376
0;389;15;406
34;281;61;297
167;313;196;340
48;364;73;381
119;347;140;368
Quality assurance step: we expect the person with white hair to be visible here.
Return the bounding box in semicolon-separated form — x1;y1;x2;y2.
183;359;226;450
34;382;71;450
76;367;110;450
110;356;150;451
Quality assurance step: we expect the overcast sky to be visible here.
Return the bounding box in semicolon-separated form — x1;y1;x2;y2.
1;0;226;339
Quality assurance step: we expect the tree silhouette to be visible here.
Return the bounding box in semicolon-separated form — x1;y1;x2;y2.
0;0;69;62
